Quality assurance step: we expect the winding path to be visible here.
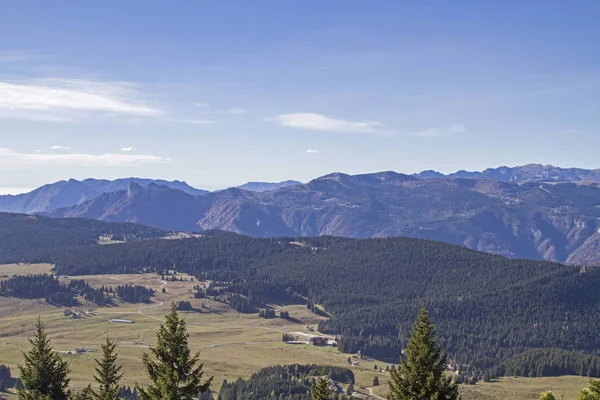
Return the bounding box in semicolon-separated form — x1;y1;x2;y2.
367;387;386;400
136;280;167;322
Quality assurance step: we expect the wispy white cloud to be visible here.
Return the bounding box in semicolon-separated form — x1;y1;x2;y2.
268;113;394;134
0;78;162;121
121;147;135;152
0;148;167;168
50;145;70;150
409;124;466;138
306;149;319;154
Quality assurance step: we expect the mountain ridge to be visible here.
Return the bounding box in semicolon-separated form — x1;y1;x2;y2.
415;163;600;183
0;177;208;214
44;171;600;265
235;180;302;192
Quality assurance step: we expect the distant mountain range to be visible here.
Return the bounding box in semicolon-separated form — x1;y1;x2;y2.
44;166;600;265
0;178;302;214
414;163;600;183
0;178;208;214
236;180;301;192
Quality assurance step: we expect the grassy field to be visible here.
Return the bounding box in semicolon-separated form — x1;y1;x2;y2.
0;263;593;399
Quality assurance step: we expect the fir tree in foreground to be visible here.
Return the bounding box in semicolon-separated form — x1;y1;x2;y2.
18;318;71;400
311;366;332;400
539;391;557;400
388;307;460;400
136;304;212;399
93;337;124;400
72;385;95;400
579;379;600;400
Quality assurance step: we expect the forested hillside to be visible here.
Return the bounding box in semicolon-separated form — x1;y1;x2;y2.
39;232;600;377
0;212;165;263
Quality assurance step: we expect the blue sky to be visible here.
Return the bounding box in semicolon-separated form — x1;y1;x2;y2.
1;1;599;193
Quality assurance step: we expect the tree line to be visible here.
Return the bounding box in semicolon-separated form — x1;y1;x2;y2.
0;275;157;308
0;274;78;306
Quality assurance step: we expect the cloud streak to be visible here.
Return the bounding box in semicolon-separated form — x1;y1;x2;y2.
121;147;135;152
269;113;393;134
0;78;162;121
306;149;319;154
409;124;466;138
50;145;70;150
0;148;167;168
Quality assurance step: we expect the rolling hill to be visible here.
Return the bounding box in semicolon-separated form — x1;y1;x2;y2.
0;212;165;263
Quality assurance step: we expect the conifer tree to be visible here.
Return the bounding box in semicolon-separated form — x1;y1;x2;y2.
579;379;600;400
136;304;212;399
93;337;123;400
18;318;70;400
539;391;558;400
388;307;459;400
346;384;354;396
311;367;331;400
72;385;95;400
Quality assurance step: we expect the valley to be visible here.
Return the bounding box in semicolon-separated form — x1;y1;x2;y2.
0;263;595;399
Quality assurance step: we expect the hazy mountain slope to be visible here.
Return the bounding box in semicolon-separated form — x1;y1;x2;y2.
0;178;207;214
45;183;210;232
45;171;600;264
415;164;600;183
236;180;302;192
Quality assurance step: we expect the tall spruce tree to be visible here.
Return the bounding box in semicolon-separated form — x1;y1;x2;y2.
18;318;70;400
136;304;212;399
93;337;124;400
388;307;460;400
311;367;332;400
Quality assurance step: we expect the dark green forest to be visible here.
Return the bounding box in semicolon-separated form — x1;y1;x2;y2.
0;212;165;263
115;284;154;303
0;275;156;307
217;364;354;400
33;232;600;378
0;274;78;306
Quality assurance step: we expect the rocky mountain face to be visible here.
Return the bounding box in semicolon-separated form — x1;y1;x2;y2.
415;164;600;183
45;171;600;265
0;178;207;214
